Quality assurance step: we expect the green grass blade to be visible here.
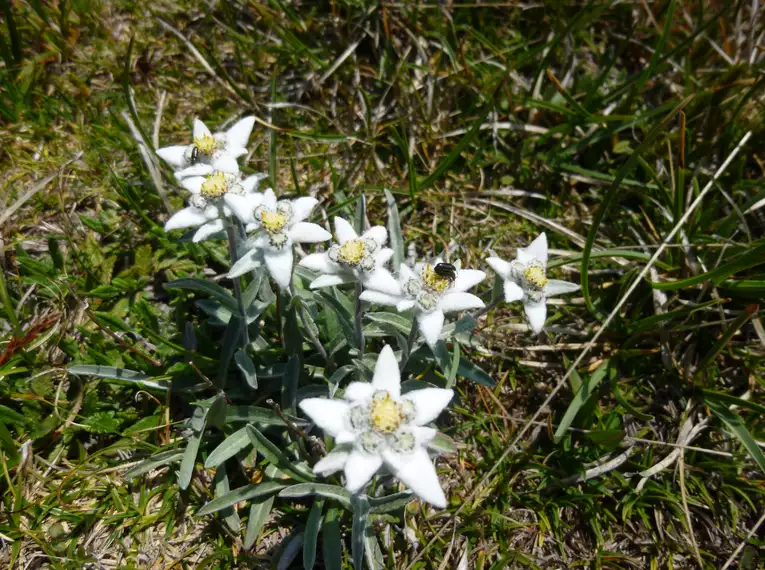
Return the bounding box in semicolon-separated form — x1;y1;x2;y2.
554;360;609;443
580;94;693;316
322;507;343;570
417;104;492;192
205;427;250;469
197;481;287;516
693;304;758;383
651;243;765;291
706;399;765;474
303;499;324;570
384;188;405;271
351;494;370;570
244;495;275;550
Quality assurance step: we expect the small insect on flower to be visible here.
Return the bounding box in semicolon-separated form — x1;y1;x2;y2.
434;262;457;284
183;145;200;165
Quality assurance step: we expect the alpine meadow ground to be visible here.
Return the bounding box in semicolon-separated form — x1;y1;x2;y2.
1;1;765;569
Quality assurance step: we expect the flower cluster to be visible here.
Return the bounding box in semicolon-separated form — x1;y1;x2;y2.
300;345;453;507
160;116;579;509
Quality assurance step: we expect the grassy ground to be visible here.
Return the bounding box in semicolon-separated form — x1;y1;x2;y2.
2;0;765;568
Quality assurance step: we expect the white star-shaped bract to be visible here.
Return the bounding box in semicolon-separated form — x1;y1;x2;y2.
298;217;399;295
360;259;485;347
299;345;453;508
156;117;255;179
486;232;579;333
163;169;265;243
227;189;331;289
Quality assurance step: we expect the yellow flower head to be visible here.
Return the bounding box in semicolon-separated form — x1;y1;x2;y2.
193;134;218;155
369;392;404;433
523;265;548;289
422;264;450;294
338;239;366;265
200;172;229;198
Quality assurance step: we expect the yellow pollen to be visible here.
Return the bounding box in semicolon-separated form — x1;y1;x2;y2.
369;394;403;433
193;134;217;155
260;210;289;234
422;264;450;294
200;172;229;198
524;265;548;288
338;239;366;264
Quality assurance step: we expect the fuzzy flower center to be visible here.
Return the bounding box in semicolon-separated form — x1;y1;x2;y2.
369;392;404;433
260;210;289;234
523;265;548;289
200;172;229;198
194;134;218;155
338;239;366;265
422;264;451;294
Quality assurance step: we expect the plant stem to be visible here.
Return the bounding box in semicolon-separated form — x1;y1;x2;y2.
290;284;331;367
471;298;501;322
398;317;419;372
354;281;364;355
225;220;250;348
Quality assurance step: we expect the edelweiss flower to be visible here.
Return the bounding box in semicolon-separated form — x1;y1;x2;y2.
298;218;399;294
227;189;331;288
299;345;453;508
164;169;265;242
486;232;579;333
156;117;255;179
360;259;485;347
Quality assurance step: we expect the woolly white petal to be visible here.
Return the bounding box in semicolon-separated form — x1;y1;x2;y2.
375;248;394;268
363;267;401;296
225;116;255;150
192;220;225;242
417;310;445;348
344;451;383;494
291;197;319;222
226;146;248;159
228;249;262;278
504;280;524;302
362;226;387;246
156;145;187;167
486;256;512;279
359;290;400;307
193;119;212;140
438;292;484;314
224;193;259;224
404;388;453;425
545;279;580;297
242;173;268;194
211;154;239;175
299;398;350;438
310;274;352;289
262;189;277;211
175;163;213;180
264;248;294;290
524;301;547;333
334;217;358;244
382;447;446;508
288;222;331;244
164;207;209;231
371;345;401;397
413;426;438;446
396;299;416;312
313;449;349;476
180;176;205;194
521;233;548;266
452;269;485;293
344;382;374;402
399;264;417;283
299;253;337;274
